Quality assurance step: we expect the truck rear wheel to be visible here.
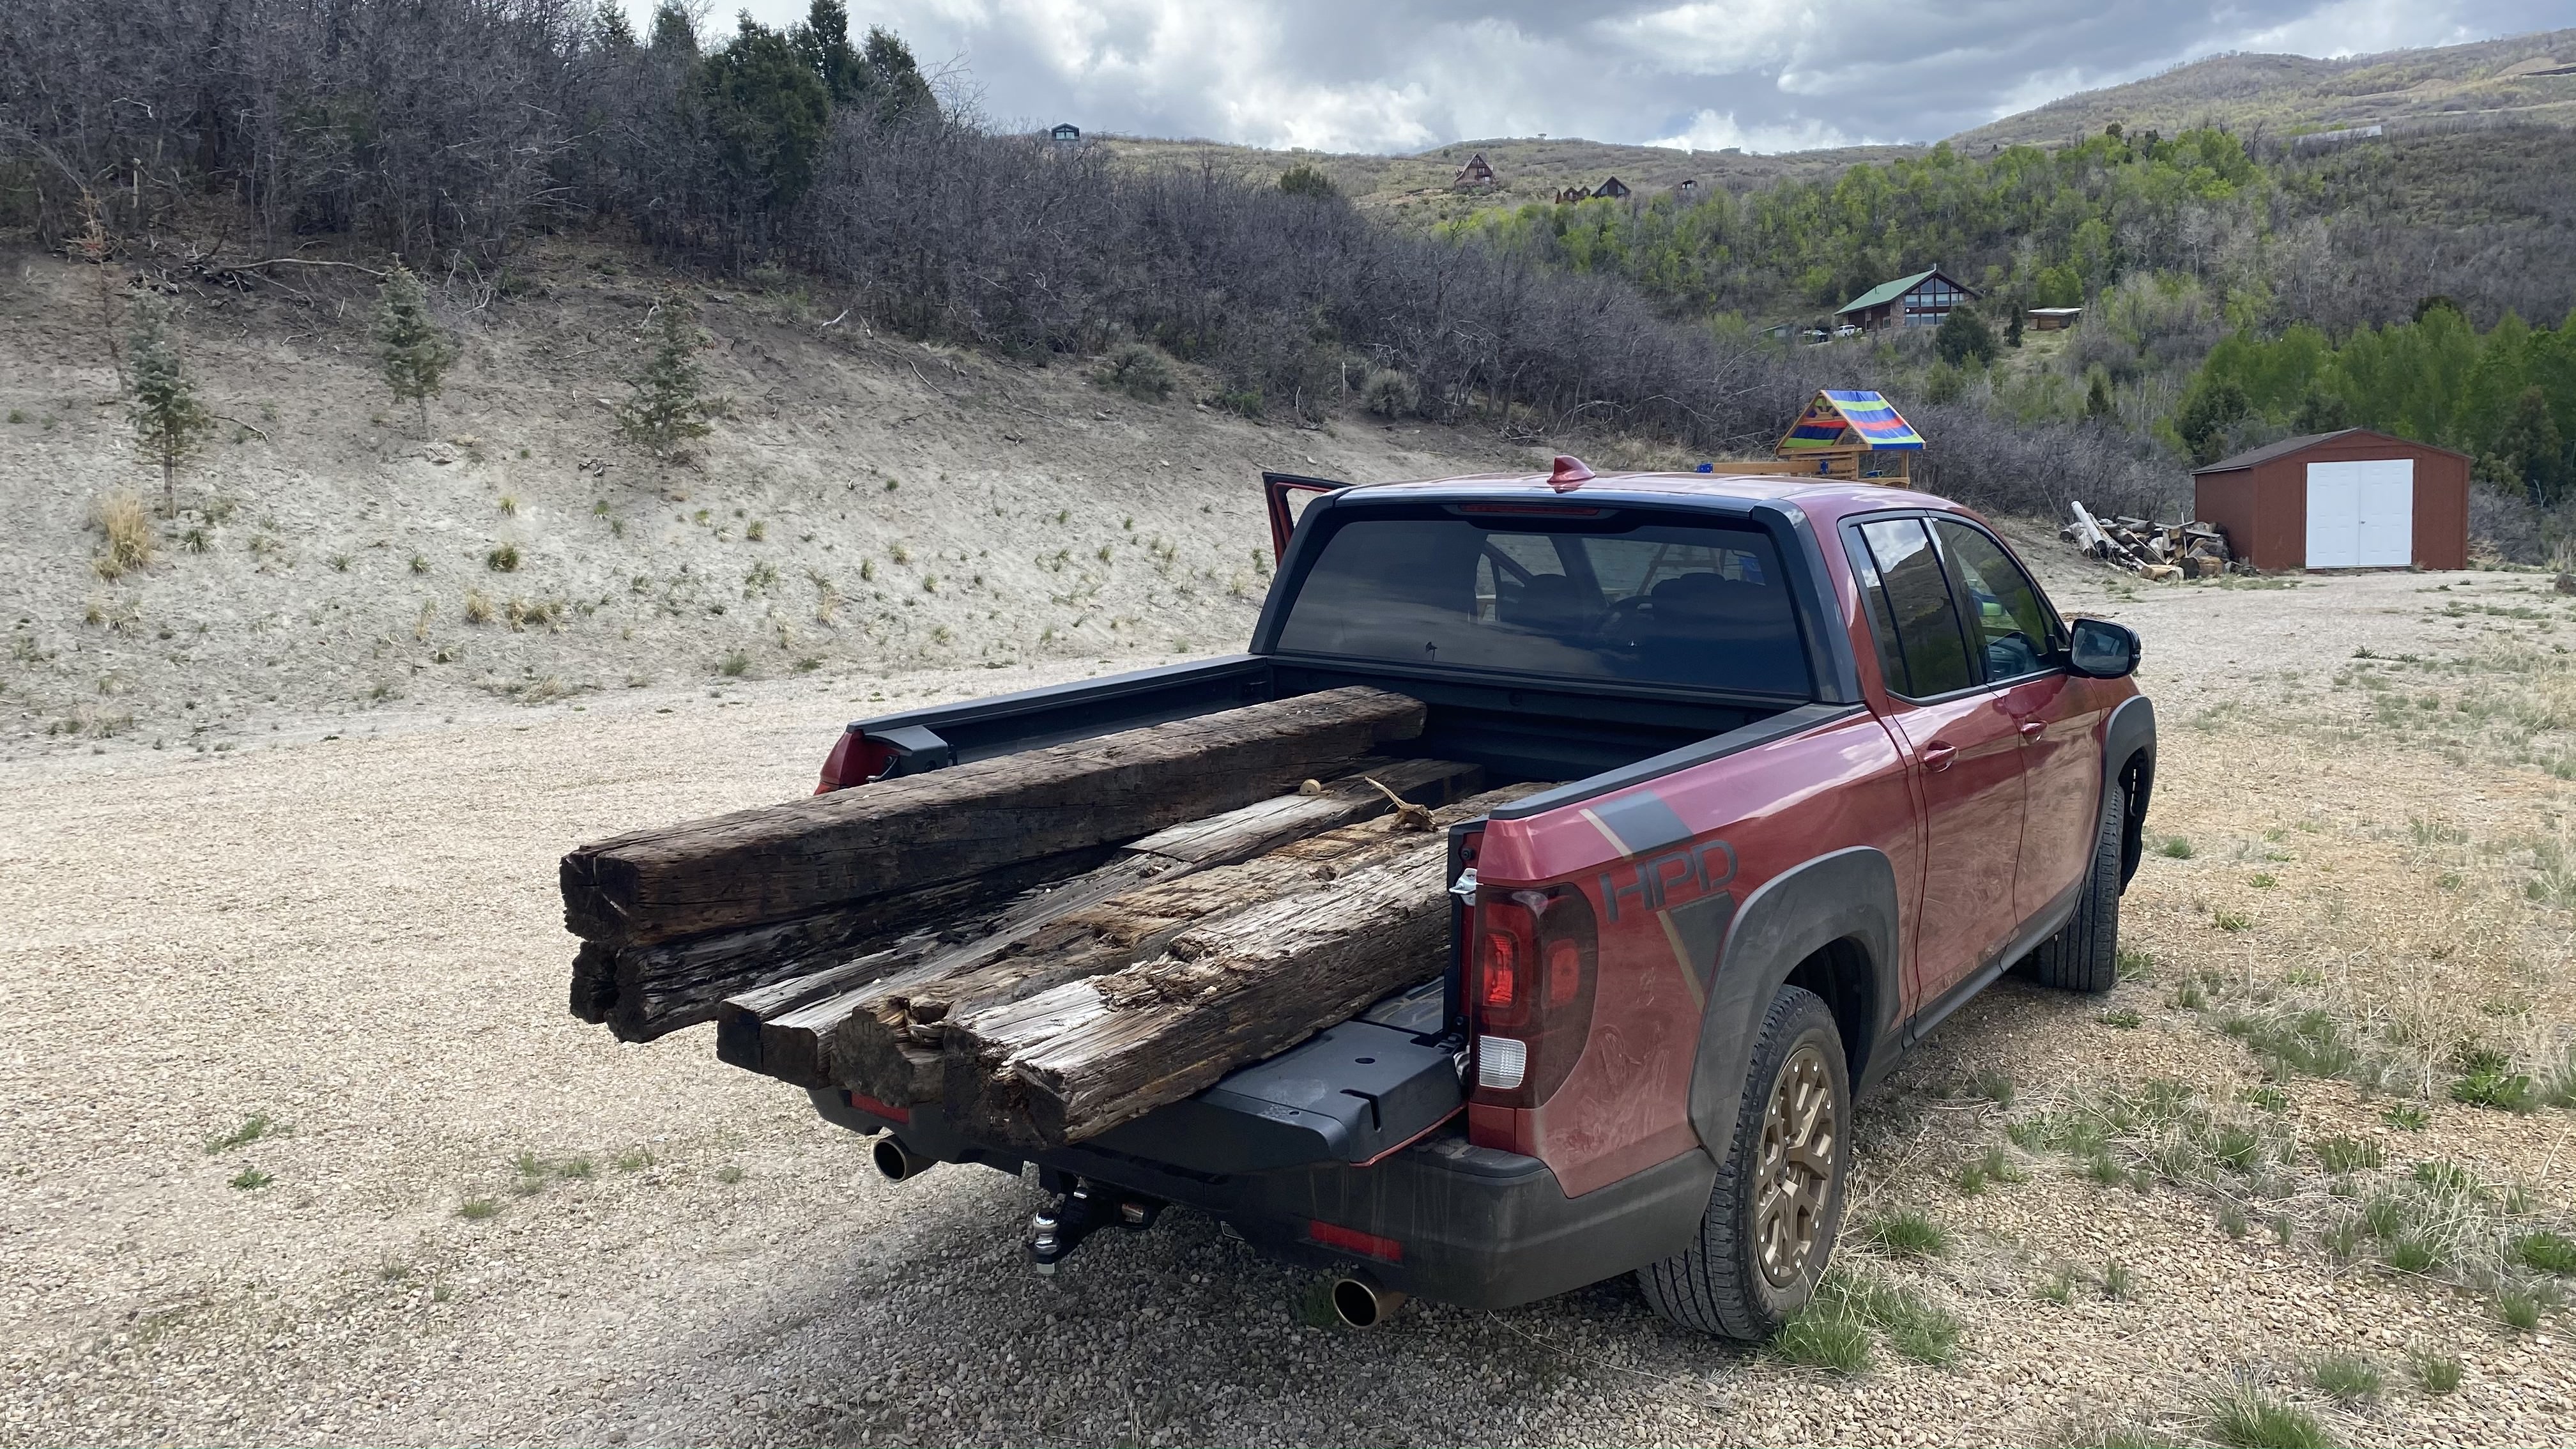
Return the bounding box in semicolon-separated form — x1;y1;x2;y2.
1637;985;1849;1340
2016;785;2124;993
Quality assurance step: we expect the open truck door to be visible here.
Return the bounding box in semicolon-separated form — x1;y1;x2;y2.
1263;471;1345;562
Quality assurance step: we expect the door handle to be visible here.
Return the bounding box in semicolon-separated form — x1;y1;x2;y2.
2018;721;2044;738
1920;740;1958;771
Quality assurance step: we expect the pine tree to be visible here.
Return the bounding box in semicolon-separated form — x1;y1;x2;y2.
374;259;457;440
126;296;213;517
793;0;868;107
648;2;698;54
1935;307;1995;367
616;293;714;456
2494;385;2566;506
2175;379;2249;464
700;17;832;214
2085;369;2115;421
2292;388;2350;435
863;26;935;122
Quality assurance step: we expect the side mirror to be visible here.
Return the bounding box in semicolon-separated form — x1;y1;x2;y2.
2068;617;2142;679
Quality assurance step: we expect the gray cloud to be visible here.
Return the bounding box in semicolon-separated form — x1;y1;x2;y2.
693;0;2570;152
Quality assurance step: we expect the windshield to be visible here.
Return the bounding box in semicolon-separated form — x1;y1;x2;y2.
1273;511;1811;696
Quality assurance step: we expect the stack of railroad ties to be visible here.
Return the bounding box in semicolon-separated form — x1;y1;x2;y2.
2062;500;2237;580
559;687;1542;1148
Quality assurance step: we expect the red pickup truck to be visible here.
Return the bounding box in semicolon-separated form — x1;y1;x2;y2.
804;462;2153;1340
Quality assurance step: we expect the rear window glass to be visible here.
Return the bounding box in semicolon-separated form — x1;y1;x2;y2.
1273;513;1811;696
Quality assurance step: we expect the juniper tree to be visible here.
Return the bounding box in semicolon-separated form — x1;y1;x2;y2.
616;293;714;456
2494;385;2566;505
126;296;213;517
374;259;457;440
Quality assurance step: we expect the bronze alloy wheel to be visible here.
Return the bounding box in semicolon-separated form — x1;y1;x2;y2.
1754;1041;1838;1287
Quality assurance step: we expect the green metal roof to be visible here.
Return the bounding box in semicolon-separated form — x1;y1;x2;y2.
1835;266;1947;316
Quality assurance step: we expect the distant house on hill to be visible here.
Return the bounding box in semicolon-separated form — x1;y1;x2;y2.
1592;175;1631;199
1451;152;1498;190
2026;305;2083;331
1673;178;1699;202
1050;123;1080;145
1835;266;1977;332
1554;185;1591;204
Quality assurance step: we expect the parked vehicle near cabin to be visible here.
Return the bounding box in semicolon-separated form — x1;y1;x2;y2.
804;460;2154;1337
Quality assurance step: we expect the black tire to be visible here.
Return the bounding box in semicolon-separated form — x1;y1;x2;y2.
1637;985;1850;1340
2018;784;2124;993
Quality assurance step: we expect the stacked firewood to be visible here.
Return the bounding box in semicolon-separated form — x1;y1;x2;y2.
558;687;1522;1147
2062;500;2235;580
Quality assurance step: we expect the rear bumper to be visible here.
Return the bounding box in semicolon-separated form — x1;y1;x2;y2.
813;1090;1716;1310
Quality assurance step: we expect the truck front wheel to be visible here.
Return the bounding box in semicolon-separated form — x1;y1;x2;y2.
1638;985;1850;1340
2016;785;2125;993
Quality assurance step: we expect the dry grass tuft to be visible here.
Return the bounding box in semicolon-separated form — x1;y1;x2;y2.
91;491;155;579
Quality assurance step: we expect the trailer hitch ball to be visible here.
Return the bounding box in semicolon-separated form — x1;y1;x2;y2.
1027;1179;1164;1275
871;1135;937;1182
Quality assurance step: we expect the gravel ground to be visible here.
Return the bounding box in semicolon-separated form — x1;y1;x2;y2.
7;556;2576;1446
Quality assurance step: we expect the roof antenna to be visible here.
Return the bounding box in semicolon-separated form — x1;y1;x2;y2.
1547;455;1595;493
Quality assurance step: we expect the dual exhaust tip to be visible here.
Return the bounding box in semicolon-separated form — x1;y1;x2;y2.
1329;1272;1406;1329
871;1135;937;1182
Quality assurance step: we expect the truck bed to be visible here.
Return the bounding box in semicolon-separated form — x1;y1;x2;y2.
840;653;1793;790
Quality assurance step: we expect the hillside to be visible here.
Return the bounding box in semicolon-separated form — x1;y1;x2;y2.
1096;134;1922;224
1949;28;2576;149
1098;29;2576;232
0;240;1528;761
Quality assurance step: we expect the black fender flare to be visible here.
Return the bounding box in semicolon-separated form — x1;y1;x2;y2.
2101;694;2156;891
1685;847;1903;1159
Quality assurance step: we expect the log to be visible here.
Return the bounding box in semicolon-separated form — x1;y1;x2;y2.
944;785;1544;1146
575;844;1118;1039
737;758;1485;1094
558;686;1426;947
594;754;1468;1041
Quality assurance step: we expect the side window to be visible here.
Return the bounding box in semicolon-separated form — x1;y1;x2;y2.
1932;519;2060;682
1845;535;1915;697
1855;519;1975;698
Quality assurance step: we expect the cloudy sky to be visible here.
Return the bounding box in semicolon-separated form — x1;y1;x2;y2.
675;0;2571;153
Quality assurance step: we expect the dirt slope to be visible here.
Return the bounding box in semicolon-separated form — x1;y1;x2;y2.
0;240;1522;761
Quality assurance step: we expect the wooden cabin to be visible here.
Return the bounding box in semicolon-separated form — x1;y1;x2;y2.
1451;153;1498;190
1834;266;1977;332
2027;306;2082;331
1593;176;1631;199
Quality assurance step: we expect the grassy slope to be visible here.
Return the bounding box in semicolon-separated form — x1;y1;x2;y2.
1949;27;2576;149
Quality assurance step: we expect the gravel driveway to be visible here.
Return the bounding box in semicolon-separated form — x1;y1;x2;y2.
7;565;2575;1446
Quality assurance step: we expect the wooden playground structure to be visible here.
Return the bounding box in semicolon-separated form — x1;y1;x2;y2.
1715;390;1922;483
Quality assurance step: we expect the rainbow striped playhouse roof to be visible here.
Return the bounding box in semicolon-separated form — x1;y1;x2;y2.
1777;390;1926;453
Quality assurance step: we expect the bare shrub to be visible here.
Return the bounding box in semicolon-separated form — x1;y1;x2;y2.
1100;343;1173;401
1361;368;1419;418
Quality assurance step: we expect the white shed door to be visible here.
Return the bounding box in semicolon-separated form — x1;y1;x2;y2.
2306;459;2413;568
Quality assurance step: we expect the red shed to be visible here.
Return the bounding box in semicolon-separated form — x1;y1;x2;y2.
2190;428;2471;571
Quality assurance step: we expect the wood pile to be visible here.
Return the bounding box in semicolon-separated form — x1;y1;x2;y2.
559;686;1527;1146
2062;500;2235;580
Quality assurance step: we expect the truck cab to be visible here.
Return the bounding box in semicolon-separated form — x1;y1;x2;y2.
810;463;2154;1338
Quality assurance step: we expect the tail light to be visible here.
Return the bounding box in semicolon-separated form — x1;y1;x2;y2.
1467;884;1596;1108
814;728;897;793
